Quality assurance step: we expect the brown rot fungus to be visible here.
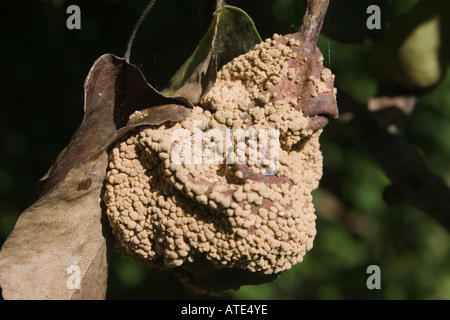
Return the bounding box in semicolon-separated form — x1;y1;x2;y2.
104;1;338;294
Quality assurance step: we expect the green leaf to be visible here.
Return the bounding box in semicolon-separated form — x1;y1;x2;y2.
213;6;262;68
163;5;262;96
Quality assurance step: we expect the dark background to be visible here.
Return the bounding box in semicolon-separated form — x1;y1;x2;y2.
1;0;450;299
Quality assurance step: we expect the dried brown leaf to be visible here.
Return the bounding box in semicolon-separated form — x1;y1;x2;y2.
0;152;108;300
0;52;194;300
40;54;193;197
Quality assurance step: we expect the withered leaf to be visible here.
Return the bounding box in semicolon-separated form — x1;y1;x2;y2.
126;104;191;127
0;53;195;300
40;54;194;197
0;152;108;300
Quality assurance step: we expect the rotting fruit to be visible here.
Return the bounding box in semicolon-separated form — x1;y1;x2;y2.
104;7;338;295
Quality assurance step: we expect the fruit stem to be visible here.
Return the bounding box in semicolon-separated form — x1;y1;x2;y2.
124;0;157;63
216;0;225;11
298;0;330;46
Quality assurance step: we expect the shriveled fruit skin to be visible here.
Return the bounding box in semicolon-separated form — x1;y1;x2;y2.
104;33;338;294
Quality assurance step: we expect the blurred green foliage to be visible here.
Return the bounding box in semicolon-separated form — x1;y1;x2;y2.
0;0;449;300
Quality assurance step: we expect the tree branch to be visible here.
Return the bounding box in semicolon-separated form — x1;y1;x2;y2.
299;0;330;46
337;90;450;231
216;0;225;11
